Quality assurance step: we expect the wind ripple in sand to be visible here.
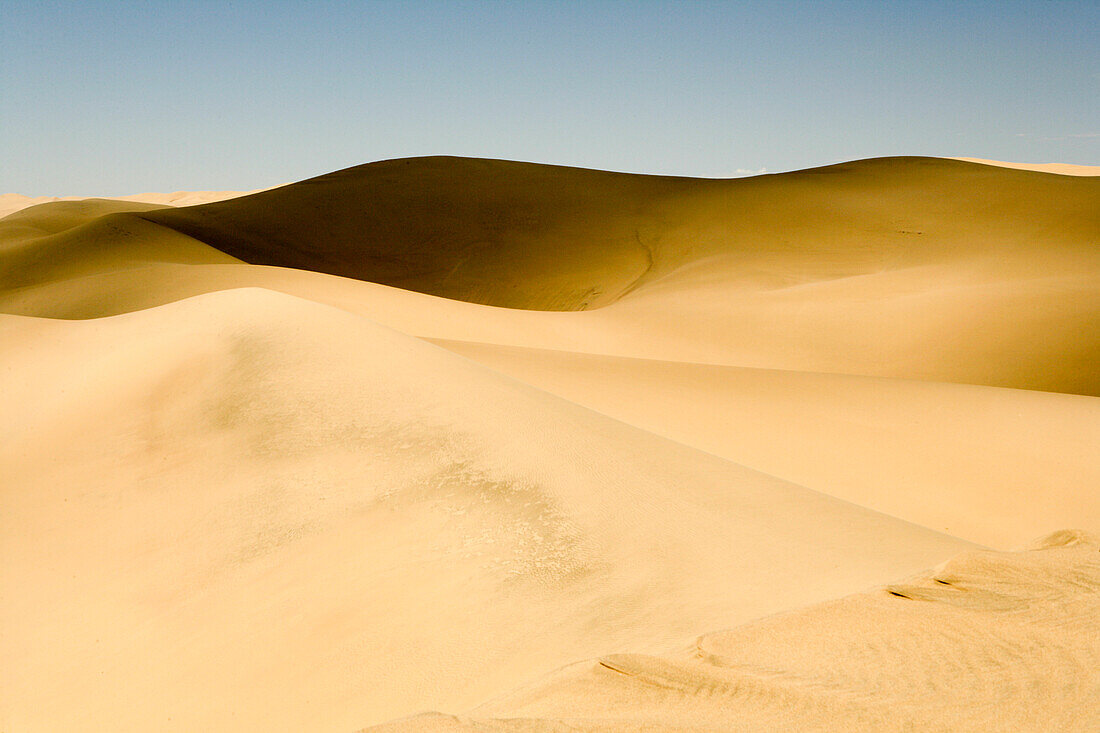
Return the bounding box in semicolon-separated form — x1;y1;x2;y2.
371;530;1100;732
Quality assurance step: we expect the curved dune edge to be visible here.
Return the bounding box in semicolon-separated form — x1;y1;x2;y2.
367;530;1100;732
948;157;1100;176
129;155;1100;311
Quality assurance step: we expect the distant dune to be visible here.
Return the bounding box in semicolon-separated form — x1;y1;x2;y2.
2;156;1097;732
0;187;263;220
134;156;1099;312
949;157;1100;176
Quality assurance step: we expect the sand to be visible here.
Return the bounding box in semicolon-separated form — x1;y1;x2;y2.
2;156;1097;732
949;157;1100;176
371;530;1100;732
5;156;1098;394
0;187;264;220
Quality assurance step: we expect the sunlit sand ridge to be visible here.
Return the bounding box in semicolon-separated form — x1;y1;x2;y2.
1;155;1097;732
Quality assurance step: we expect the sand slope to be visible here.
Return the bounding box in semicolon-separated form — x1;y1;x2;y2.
432;341;1100;548
5;258;1094;543
2;156;1097;733
949;157;1100;176
371;530;1100;732
0;199;241;293
136;156;1099;312
0;288;970;732
0;187;263;220
4;156;1098;394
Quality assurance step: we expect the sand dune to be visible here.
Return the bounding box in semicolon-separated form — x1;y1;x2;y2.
371;530;1100;732
2;156;1097;732
0;199;241;292
949;157;1100;176
4;255;1093;547
431;341;1100;548
135;156;1099;312
0;288;969;732
4;156;1097;394
0;187;263;220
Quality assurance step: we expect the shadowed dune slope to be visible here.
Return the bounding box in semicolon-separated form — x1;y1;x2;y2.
0;288;970;733
369;531;1100;733
0;199;241;291
137;156;1100;310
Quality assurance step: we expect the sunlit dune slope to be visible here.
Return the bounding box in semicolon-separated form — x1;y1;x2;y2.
432;340;1100;548
949;157;1100;176
0;187;262;219
370;530;1100;732
4;252;1092;547
136;155;1100;311
0;288;970;733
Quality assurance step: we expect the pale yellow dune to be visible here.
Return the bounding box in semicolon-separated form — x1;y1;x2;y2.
369;530;1100;732
0;187;264;220
0;288;970;733
431;340;1100;549
949;156;1100;176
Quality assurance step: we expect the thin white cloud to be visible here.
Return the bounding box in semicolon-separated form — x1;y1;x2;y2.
1027;131;1100;141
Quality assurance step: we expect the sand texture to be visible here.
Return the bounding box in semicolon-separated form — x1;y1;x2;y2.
2;156;1097;732
371;531;1100;733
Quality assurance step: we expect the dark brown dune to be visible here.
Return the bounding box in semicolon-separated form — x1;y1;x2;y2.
139;156;1100;310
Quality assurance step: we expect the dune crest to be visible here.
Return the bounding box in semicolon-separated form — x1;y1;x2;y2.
133;156;1100;313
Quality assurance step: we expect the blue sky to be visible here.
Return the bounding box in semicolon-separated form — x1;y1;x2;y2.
2;0;1097;195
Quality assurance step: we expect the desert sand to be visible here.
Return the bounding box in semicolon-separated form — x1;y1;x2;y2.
949;156;1100;176
0;187;264;220
2;156;1097;732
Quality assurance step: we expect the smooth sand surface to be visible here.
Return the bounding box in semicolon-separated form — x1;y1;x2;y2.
1;288;969;732
0;187;263;219
2;156;1097;732
949;157;1100;176
371;531;1100;732
431;340;1100;549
